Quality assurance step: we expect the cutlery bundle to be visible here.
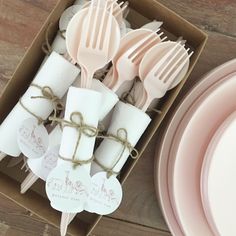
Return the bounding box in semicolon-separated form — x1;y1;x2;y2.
0;0;194;235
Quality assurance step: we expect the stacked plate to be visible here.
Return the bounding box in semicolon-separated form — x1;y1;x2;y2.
155;59;236;236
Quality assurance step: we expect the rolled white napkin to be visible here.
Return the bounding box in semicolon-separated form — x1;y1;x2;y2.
27;79;119;180
0;52;79;157
51;32;67;55
59;87;102;172
91;101;151;175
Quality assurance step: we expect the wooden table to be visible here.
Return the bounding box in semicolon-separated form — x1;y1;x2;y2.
0;0;235;235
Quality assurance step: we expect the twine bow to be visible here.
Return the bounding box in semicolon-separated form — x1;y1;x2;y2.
19;84;64;125
106;128;139;160
96;128;139;178
31;84;64;125
50;112;99;168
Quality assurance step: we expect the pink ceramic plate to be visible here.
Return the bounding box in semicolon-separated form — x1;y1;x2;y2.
155;58;236;236
201;111;236;236
168;73;236;236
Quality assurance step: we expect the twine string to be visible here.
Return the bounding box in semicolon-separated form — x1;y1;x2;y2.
30;84;64;125
42;23;53;55
96;128;139;178
19;99;44;125
42;23;66;56
19;84;64;125
49;112;99;168
59;29;66;40
60;155;95;169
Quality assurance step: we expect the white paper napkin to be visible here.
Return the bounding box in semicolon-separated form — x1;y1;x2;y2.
59;87;102;172
0;52;79;157
91;101;151;175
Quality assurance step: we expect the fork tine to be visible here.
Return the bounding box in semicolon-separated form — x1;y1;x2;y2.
114;1;129;18
163;50;193;84
163;47;190;82
161;36;168;42
95;0;109;49
152;41;181;76
129;31;163;61
123;1;130;18
103;3;114;52
90;0;101;48
132;36;162;64
157;44;186;79
113;1;123;13
81;0;94;47
106;0;117;11
82;1;90;8
127;30;160;59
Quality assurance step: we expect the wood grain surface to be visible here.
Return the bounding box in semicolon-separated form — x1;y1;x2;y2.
0;0;236;235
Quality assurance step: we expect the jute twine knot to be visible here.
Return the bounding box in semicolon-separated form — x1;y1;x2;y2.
106;128;139;159
49;112;99;169
96;128;139;178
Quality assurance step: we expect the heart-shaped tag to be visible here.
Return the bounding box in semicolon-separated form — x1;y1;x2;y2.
40;145;60;181
46;162;91;213
17;118;49;159
84;172;123;215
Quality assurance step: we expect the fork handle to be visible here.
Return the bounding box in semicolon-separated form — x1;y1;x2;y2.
80;67;88;88
141;95;153;112
111;76;125;92
85;70;95;89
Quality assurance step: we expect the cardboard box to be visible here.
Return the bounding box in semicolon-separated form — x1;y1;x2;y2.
0;0;207;235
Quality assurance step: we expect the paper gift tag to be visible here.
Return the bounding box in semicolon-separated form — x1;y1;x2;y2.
59;5;83;31
46;162;92;213
40;145;60;181
84;172;123;215
17;118;49;159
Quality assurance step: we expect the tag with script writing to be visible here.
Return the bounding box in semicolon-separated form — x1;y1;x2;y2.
46;162;91;213
40;145;59;180
17;118;49;159
84;172;123;215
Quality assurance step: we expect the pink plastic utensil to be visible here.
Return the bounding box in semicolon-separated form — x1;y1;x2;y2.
82;0;128;26
66;0;120;88
110;30;166;92
102;28;163;88
79;0;120;88
137;41;193;111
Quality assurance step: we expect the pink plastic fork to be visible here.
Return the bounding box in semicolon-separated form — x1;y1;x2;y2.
110;30;166;91
138;42;194;111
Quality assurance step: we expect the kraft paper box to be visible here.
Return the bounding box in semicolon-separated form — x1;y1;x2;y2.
0;0;207;235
